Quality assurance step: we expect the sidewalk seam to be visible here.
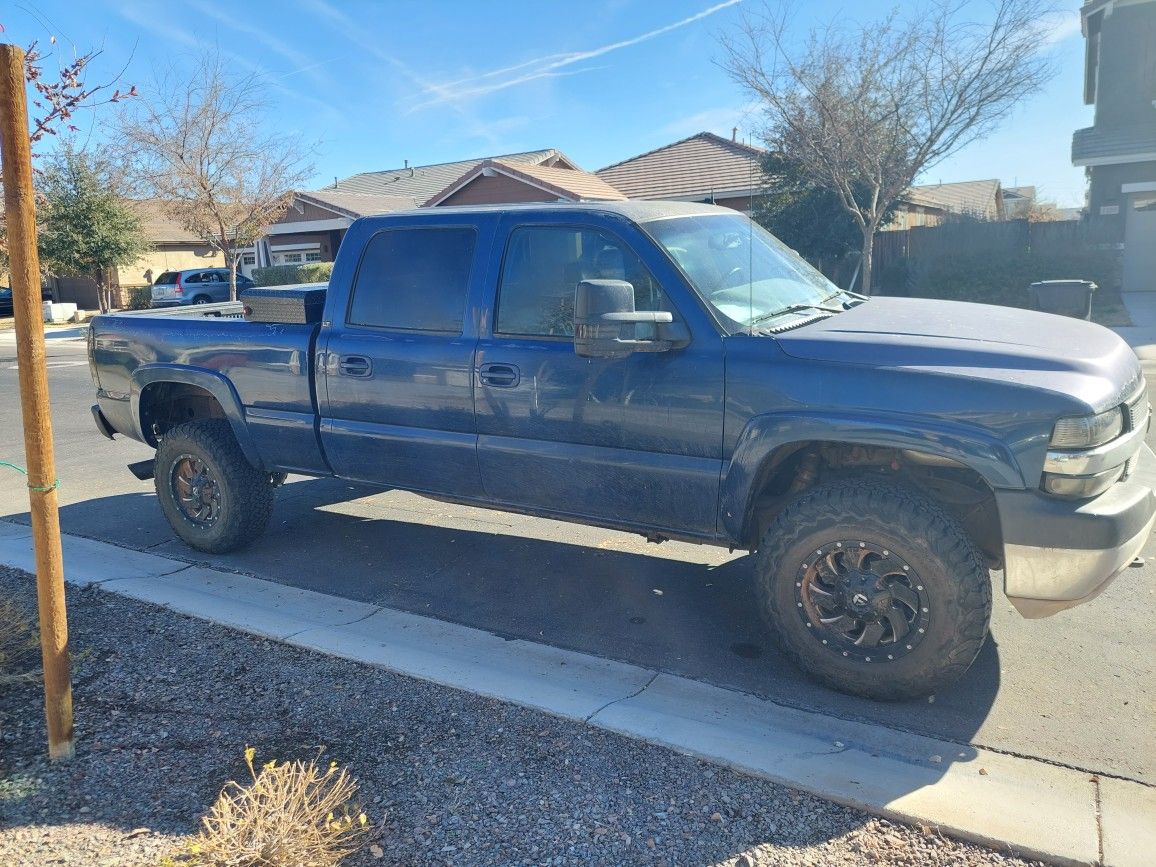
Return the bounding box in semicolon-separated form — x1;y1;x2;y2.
1093;774;1104;866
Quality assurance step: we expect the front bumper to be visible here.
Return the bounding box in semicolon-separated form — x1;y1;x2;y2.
998;443;1156;618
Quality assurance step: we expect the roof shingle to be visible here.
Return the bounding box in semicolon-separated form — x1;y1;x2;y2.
595;132;768;200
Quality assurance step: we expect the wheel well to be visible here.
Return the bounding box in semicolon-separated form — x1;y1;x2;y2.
746;441;1004;568
138;382;226;447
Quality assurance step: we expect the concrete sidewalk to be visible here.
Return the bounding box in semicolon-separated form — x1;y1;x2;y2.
1;520;1153;867
1111;292;1156;360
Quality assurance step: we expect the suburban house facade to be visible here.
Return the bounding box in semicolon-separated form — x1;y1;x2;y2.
250;149;623;273
885;180;1010;230
49;200;224;309
595;132;769;213
1073;0;1156;291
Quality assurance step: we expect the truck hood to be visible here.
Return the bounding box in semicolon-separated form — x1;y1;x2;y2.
773;297;1142;412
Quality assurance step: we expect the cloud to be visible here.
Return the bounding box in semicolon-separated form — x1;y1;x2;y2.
1040;10;1081;46
408;0;742;110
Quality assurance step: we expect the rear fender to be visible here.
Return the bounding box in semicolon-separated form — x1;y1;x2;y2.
721;410;1025;544
131;364;264;469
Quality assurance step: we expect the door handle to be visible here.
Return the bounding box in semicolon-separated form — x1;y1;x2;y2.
338;354;372;378
479;362;520;387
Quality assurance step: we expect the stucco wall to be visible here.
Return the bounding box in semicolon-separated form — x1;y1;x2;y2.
439;175;560;206
114;244;224;288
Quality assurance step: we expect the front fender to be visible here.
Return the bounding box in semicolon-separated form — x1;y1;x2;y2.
720;410;1026;544
131;364;265;470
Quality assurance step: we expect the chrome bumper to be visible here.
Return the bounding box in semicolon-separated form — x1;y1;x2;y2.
1002;443;1156;618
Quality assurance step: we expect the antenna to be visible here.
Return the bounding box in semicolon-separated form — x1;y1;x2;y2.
748;135;755;336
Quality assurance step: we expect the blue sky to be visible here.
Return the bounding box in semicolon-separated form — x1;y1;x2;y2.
4;0;1091;206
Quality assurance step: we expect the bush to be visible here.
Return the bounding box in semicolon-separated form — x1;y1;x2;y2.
126;285;152;310
0;592;40;686
905;247;1121;308
252;261;333;287
183;747;368;867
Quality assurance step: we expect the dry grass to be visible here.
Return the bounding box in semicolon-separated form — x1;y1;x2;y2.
0;592;40;685
179;747;368;867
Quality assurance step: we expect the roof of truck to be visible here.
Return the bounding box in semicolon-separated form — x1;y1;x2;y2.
354;199;734;223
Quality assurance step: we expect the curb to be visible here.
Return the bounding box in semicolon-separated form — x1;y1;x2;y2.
1;521;1151;866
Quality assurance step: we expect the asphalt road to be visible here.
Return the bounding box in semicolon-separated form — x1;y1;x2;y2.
1;328;1153;787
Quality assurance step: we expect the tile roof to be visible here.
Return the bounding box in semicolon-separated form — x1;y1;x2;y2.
323;148;576;202
298;189;420;218
901;179;1003;219
1072;123;1156;164
424;159;627;206
595;132;768;200
126;200;204;244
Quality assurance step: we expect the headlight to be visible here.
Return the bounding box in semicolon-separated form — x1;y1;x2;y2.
1050;407;1123;449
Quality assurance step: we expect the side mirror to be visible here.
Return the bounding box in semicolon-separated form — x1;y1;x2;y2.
573;279;687;358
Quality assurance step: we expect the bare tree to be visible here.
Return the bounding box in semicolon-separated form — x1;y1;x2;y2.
721;0;1057;293
118;53;313;300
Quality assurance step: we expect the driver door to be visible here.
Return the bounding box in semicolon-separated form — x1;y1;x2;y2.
473;217;726;536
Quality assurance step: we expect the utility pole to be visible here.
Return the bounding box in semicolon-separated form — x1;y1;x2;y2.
0;43;74;761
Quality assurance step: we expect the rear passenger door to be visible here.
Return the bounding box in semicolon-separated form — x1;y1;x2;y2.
320;222;488;497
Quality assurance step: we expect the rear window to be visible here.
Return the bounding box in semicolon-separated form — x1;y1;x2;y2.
154;272;179;285
348;227;477;332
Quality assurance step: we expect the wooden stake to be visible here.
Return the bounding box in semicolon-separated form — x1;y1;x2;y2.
0;43;74;761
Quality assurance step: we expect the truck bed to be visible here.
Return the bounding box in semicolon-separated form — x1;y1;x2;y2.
89;313;326;475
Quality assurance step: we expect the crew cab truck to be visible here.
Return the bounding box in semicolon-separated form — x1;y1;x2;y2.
88;201;1156;700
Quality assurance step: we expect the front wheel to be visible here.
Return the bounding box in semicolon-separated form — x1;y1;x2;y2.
755;478;991;700
154;419;274;553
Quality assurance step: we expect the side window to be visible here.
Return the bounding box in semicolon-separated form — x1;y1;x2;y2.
348;227;477;332
185;272;203;284
495;226;671;338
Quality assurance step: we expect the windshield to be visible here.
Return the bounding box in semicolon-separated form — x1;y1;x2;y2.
643;213;845;329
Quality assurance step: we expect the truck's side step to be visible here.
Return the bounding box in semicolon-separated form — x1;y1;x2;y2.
127;459;156;481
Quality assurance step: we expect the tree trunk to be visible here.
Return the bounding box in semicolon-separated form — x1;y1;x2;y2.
95;270;108;314
227;251;238;302
859;228;875;296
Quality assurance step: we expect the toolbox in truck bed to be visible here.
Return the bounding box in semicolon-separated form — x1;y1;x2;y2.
240;283;328;324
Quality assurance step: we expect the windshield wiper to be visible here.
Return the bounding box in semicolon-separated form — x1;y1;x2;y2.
749;302;845;326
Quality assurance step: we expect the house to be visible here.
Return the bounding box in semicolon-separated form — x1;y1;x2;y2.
886;179;1007;230
49;200;225;310
595;132;770;212
253;149;622;272
1001;186;1038;220
1073;0;1156;291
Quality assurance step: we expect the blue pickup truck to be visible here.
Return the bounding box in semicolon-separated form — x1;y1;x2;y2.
88;201;1155;699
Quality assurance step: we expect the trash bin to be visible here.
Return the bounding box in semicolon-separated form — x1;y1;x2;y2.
1027;280;1097;320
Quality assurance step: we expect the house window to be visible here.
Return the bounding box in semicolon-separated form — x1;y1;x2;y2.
282;252;303;264
305;251;323;262
242;253;256;266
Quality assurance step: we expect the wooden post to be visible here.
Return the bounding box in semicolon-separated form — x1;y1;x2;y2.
0;43;74;761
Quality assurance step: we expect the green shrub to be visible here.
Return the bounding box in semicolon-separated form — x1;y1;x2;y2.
127;285;152;310
252;261;334;287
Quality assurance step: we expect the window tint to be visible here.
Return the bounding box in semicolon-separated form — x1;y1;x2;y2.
496;226;670;337
154;271;179;285
348;227;477;332
184;272;203;284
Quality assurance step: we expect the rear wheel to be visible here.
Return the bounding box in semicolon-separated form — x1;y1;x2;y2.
755;478;991;700
154;419;274;553
192;295;211;305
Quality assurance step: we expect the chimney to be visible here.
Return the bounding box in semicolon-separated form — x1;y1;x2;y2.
732;126;738;142
404;159;408;168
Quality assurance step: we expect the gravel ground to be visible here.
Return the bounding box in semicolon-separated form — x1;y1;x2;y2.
0;565;1043;867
